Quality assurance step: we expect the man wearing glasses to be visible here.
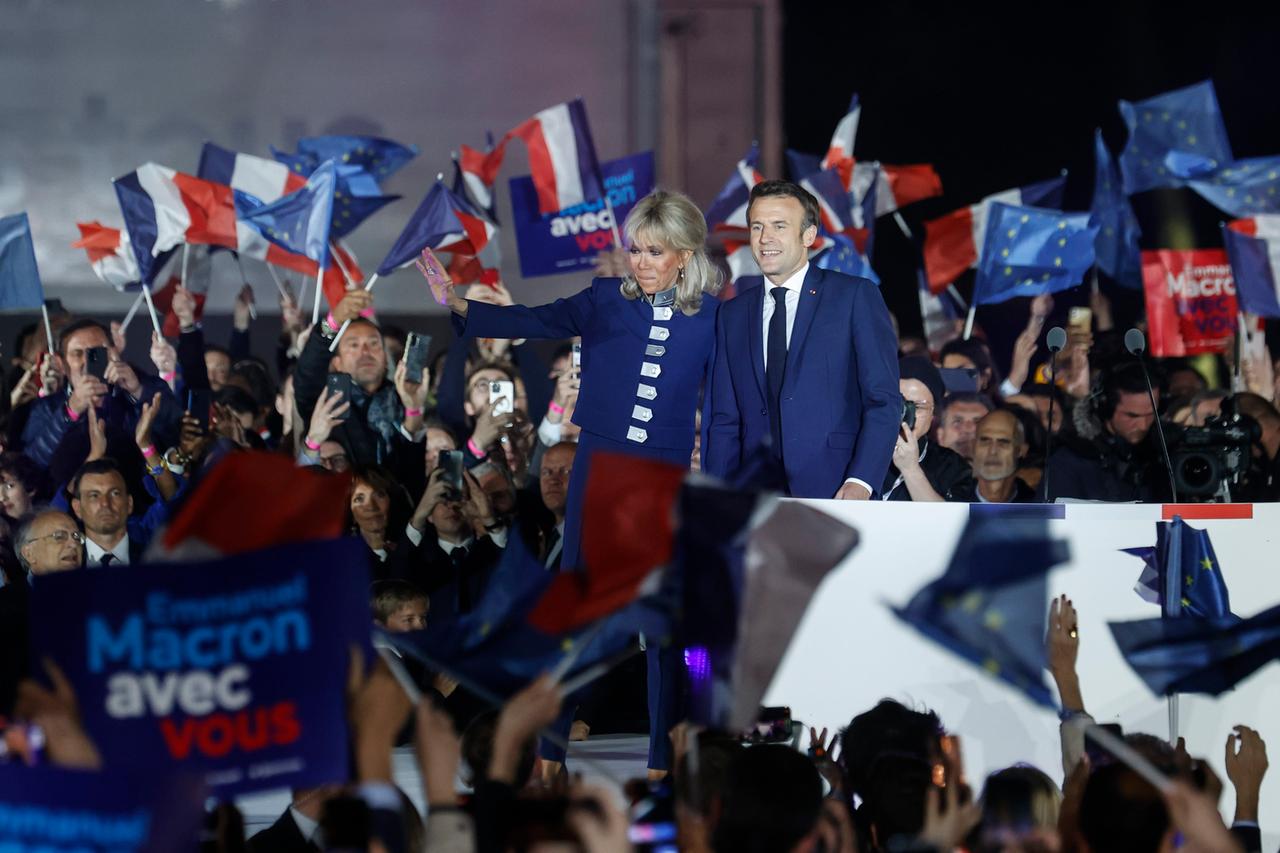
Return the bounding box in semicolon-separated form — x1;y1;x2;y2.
15;510;84;577
882;357;976;502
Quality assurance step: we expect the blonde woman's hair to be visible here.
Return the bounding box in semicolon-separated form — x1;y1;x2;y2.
619;189;722;315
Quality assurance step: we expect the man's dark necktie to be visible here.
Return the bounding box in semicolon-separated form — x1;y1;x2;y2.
766;286;789;455
451;546;472;612
98;553;116;567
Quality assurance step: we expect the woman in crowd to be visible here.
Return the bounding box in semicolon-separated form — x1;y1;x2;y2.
425;188;722;779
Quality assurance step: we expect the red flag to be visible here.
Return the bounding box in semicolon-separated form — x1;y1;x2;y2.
528;452;686;633
159;452;351;557
1141;249;1237;356
923;207;979;294
884;164;943;209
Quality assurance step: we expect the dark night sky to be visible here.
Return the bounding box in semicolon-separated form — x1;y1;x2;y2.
781;1;1280;347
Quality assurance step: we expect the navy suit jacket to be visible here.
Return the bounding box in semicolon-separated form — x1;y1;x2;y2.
705;265;901;497
455;277;717;453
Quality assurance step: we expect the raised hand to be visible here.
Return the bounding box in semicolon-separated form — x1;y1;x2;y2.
233;283;255;331
490;674;564;784
104;351;142;397
1047;594;1084;712
9;364;36;410
416;247;465;312
149;331;177;383
394;357;430;422
110;320;127;353
85;406;108;463
1226;724;1268;823
414;701;463;806
15;659;102;769
171;284;197;330
305;385;350;448
136;391;163;452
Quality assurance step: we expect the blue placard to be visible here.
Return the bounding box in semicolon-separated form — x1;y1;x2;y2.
27;539;372;797
509;151;656;278
0;763;204;852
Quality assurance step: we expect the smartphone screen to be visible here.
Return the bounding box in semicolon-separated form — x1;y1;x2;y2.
437;450;464;500
490;380;515;416
939;367;980;394
628;782;677;853
572;341;582;368
1068;306;1092;335
85;346;109;382
187;388;212;432
326;373;353;421
404;331;433;384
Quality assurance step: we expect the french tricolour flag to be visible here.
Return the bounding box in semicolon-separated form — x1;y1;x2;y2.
851;161;944;217
1224;216;1280;317
198;142;361;301
72;221;140;289
922;174;1067;294
509;99;605;214
821;95;861;189
113;163;239;283
800;168;853;236
705;144;764;233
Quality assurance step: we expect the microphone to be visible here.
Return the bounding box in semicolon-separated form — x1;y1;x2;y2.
1041;327;1066;503
1124;328;1179;503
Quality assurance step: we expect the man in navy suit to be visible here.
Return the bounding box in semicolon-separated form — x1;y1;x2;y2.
706;180;901;498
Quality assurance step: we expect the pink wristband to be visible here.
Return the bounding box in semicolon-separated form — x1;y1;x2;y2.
160;371;176;383
404;407;423;418
139;444;157;458
324;312;340;333
304;437;322;452
548;401;565;415
467;437;485;458
65;403;82;422
359;307;375;319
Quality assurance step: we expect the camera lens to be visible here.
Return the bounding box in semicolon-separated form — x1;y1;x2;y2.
1178;454;1216;492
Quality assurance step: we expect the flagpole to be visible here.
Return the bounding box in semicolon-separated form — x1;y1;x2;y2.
1235;311;1249;392
947;285;969;311
180;243;189;290
603;191;624;249
329;240;357;288
40;303;55;354
119;290;145;334
962;305;977;340
1164;518;1183;744
310;265;325;326
328;273;380;353
141;284;162;336
265;263;290;300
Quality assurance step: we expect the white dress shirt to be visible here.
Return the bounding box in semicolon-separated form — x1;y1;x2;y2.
403;523;509;551
288;806;323;848
86;534;130;566
760;263;872;496
761;263;808;369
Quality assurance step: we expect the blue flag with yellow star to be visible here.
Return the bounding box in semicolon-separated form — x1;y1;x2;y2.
815;232;878;283
292;135;418;182
1124;516;1234;620
235;159;337;266
973;202;1099;305
1187;156;1280;218
1109;602;1280;697
271;148;399;239
891;515;1071;708
1092;130;1143;289
1118;80;1234;195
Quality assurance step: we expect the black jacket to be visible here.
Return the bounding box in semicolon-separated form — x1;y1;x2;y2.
1041;431;1167;502
881;439;976;502
247;810;318;853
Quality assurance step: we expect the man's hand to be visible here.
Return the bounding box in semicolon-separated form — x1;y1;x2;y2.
1163;780;1245;853
280;290;305;334
9;364;36;411
490;674;564;784
149;331;177;381
410;468;453;532
834;481;871;500
332;289;373;326
348;653;412;783
1226;724;1268;823
110;320;127;353
916;779;981;853
104;352;142;398
85;406;107;463
469;406;507;455
549;366;581;422
15;659;102;770
179;412;211;461
136;392;163;453
462;469;497;530
414;702;463;806
68;374;108;416
892;422;923;474
305;385;350;449
232;283;255;331
393;358;430;424
1006;325;1040;392
171;284;197;329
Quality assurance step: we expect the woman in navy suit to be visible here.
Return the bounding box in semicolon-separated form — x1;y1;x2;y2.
430;189;721;777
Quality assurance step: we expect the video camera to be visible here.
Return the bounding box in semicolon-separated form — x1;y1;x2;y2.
1166;398;1260;501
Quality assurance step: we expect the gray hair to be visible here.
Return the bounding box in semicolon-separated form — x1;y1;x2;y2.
13;507;53;574
619;189;722;316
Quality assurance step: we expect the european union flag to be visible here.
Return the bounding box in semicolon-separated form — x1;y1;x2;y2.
891;515;1071;708
1222;222;1280;318
0;213;46;310
271;148;398;239
1188;156;1280;218
235;159;337;266
1124;516;1234;619
816;232;879;283
1118;80;1234;195
973;203;1099;305
1091;130;1143;289
1110;603;1280;697
294;135;418;182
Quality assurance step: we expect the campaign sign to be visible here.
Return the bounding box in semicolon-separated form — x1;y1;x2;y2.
510;151;655;278
27;539;371;797
0;763;203;852
1142;249;1237;356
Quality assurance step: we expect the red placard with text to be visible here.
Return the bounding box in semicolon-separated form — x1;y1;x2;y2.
1142;249;1237;356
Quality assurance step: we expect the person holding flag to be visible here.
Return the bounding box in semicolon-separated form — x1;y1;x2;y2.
424;189;719;777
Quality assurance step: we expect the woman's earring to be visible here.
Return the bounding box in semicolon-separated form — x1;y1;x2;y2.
678;267;685;281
